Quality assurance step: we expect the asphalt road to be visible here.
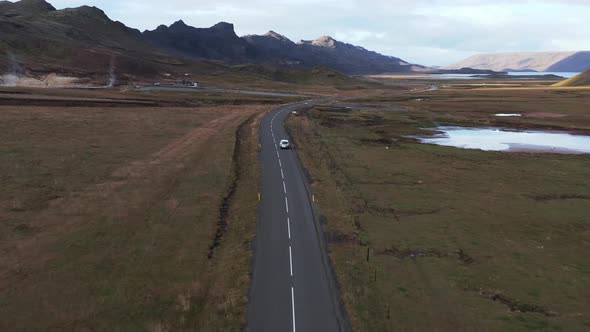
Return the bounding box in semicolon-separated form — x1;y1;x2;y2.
247;101;348;332
136;85;310;98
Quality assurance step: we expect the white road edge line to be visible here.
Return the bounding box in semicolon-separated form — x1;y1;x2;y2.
281;169;284;179
289;246;293;276
287;217;291;239
279;159;282;168
291;287;296;332
283;181;287;194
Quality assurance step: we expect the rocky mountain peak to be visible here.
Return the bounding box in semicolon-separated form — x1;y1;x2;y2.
153;24;168;32
264;30;291;42
16;0;55;11
312;36;337;48
0;0;56;15
166;20;191;33
56;5;109;19
42;5;114;27
170;19;188;28
211;22;235;32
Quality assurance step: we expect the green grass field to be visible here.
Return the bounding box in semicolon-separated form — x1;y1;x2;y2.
288;87;590;331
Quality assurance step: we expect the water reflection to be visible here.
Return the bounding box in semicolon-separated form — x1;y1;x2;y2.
495;113;522;117
418;127;590;154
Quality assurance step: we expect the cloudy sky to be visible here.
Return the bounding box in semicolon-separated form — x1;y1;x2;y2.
44;0;590;66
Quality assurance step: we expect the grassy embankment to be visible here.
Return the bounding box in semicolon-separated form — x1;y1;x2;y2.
288;86;590;331
0;88;278;330
553;70;590;87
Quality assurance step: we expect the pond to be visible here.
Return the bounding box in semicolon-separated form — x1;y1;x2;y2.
495;113;522;117
417;127;590;154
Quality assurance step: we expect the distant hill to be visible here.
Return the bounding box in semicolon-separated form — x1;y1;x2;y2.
553;69;590;87
0;0;56;13
0;0;147;54
0;0;178;84
446;51;590;72
231;64;363;86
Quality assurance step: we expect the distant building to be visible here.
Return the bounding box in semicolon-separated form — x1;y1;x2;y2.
175;78;200;87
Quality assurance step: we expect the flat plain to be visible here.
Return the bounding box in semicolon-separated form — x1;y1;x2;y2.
288;84;590;331
0;87;283;331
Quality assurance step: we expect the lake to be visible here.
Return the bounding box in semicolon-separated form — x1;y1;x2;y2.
507;72;580;79
417;127;590;154
429;72;581;80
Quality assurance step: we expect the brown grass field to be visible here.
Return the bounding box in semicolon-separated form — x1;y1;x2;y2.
2;76;590;331
0;87;286;331
288;84;590;331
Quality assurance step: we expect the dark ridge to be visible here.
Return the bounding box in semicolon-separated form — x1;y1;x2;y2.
478;289;557;317
13;0;55;12
378;246;446;259
142;20;254;62
378;246;475;264
143;20;420;74
530;194;590;201
208;114;256;259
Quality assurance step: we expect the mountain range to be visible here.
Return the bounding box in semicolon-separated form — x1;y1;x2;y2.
3;0;588;86
446;51;590;72
142;20;424;75
0;0;424;86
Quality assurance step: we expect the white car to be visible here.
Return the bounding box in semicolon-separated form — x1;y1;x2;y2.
279;140;290;149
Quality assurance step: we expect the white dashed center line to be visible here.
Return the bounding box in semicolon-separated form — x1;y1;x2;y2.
285;197;289;213
269;104;310;332
289;246;294;277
